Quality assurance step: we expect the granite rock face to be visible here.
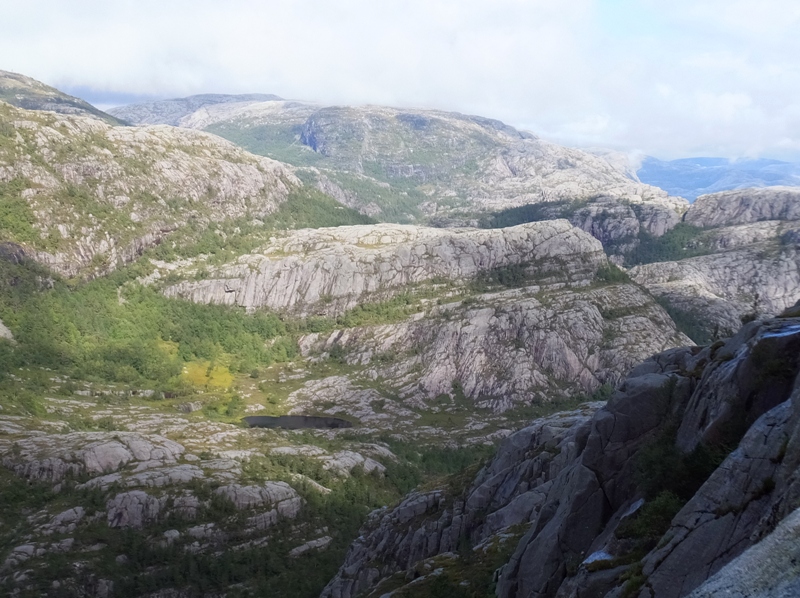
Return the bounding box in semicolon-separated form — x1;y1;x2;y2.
631;186;800;340
0;101;299;277
322;316;800;598
685;187;800;228
110;96;687;229
295;283;688;412
158;221;687;411
162;221;607;316
687;506;800;598
1;431;185;483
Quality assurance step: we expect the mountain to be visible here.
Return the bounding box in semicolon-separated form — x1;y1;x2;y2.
108;93;283;126
323;312;800;598
630;186;800;343
637;155;800;201
0;101;306;277
1;72;799;598
109;95;687;229
0;69;126;125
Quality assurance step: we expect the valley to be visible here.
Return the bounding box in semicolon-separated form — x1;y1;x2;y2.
0;69;798;598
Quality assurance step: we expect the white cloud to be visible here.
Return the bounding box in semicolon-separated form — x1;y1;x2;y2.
0;0;798;161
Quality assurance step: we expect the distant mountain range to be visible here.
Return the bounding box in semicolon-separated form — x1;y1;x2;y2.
637;156;800;201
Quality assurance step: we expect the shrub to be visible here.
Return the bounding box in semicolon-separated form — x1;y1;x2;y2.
596;263;631;284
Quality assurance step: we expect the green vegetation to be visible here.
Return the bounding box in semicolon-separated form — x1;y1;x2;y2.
0;436;497;598
616;491;683;540
655;297;713;345
0;178;39;245
596;262;631;284
626;223;710;265
205;122;325;167
327;171;430;223
0;258;293;387
149;187;375;265
635;428;729;502
480;199;589;229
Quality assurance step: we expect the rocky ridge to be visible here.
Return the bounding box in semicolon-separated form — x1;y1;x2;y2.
108;93;284;127
0;101;299;277
110;96;688;229
161;221;606;315
685;186;800;228
630;187;800;340
153;221;688;412
0;69;124;125
322;313;800;598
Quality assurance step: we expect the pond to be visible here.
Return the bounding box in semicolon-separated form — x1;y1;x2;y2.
243;415;354;430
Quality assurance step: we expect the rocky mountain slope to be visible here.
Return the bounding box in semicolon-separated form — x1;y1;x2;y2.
630;187;800;342
109;96;687;230
0;101;305;277
323;311;800;598
109;93;284;127
1;72;798;598
0;69;124;126
149;220;688;414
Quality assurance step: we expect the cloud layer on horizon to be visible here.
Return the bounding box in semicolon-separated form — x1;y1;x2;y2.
3;0;799;161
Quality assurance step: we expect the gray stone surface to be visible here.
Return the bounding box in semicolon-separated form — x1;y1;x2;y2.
686;187;800;228
321;317;800;598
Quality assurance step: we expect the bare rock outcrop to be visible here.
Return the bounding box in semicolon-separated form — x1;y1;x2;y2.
163;220;606;316
686;187;800;229
3;431;185;483
322;316;800;598
687;506;800;598
631;187;800;340
295;283;688;412
0;101;300;277
107;490;162;529
0;318;14;342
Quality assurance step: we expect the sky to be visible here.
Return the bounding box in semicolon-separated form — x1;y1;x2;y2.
2;0;799;161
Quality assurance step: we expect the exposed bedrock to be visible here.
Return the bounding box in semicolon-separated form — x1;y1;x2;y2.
321;315;800;598
163;221;607;316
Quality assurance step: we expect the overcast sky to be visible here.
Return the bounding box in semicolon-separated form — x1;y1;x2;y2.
3;0;799;161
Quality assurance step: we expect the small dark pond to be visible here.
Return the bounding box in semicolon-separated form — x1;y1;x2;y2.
243;415;354;430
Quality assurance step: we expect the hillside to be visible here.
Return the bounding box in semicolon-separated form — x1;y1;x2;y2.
0;101;371;277
629;186;800;343
0;69;125;125
323;312;800;598
1;73;798;598
108;93;283;127
109;96;687;229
